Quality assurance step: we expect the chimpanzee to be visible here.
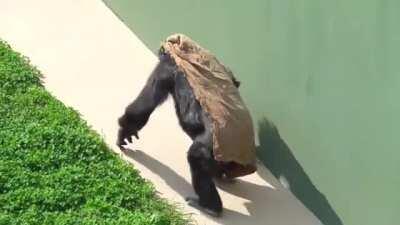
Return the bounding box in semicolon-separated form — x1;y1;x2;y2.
117;40;245;217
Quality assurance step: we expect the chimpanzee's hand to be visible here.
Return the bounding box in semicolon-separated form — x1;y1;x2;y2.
117;127;139;151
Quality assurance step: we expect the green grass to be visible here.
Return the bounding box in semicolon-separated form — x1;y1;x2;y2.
0;40;189;225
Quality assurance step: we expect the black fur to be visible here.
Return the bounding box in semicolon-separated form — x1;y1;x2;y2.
117;51;240;216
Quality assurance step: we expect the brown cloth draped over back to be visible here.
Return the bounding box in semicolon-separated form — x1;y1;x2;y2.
161;34;257;178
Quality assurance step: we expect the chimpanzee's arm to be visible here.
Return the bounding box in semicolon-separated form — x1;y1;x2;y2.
117;60;173;149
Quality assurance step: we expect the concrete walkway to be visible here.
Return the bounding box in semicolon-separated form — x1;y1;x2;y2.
0;1;321;224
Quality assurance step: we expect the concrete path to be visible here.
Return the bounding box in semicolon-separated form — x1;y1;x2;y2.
0;1;321;224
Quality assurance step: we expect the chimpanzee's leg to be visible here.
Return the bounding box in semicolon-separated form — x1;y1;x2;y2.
186;141;223;217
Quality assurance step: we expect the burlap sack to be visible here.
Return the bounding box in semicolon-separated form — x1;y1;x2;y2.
161;34;257;177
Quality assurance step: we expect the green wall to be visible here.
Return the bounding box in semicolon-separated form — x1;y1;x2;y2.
103;1;400;225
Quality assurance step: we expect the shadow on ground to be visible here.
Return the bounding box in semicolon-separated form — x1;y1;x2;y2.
123;149;288;225
257;118;344;225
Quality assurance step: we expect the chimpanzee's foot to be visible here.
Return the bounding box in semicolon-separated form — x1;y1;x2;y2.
185;196;222;217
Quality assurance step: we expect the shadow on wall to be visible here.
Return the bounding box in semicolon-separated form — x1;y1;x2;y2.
256;118;343;225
